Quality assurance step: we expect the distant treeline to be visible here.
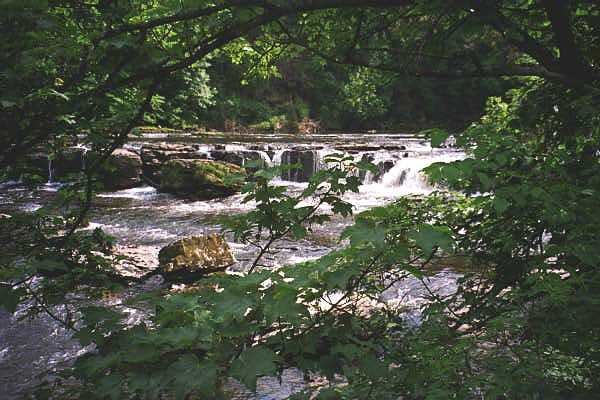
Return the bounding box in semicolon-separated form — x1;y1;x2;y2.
152;53;511;132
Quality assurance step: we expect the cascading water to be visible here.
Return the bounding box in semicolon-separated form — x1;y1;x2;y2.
44;157;64;192
271;149;285;167
368;150;463;194
47;158;54;184
255;150;272;167
77;145;89;174
195;145;212;159
357;150;396;184
240;150;272;168
380;157;434;191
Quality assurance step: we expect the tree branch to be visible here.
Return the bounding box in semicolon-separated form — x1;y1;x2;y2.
540;0;592;77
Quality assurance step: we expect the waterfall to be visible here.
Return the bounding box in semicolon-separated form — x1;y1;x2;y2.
374;151;464;194
256;150;272;167
47;158;54;183
45;145;90;185
271;149;285;167
380;158;430;191
80;146;88;173
270;147;462;187
195;146;211;159
238;150;272;168
315;149;329;173
280;151;295;181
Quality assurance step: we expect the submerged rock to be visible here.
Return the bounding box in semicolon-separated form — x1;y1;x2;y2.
158;234;235;281
159;159;245;199
98;149;142;190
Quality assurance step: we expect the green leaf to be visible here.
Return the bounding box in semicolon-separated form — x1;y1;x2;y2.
492;196;510;215
290;223;307;239
424;128;450;147
230;346;278;391
96;374;123;400
341;219;386;247
315;388;343;399
212;286;255;320
73;353;120;379
0;284;22;313
410;225;454;254
356;159;378;174
358;352;387;379
263;284;307;324
477;172;493;191
121;343;161;363
167;355;217;399
126;371;162;398
154;326;210;349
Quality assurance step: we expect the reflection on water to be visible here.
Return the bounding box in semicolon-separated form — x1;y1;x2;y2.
0;133;464;399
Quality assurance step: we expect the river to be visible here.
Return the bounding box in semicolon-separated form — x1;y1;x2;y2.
0;132;463;399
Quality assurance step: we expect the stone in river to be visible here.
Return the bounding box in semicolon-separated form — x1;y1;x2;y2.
158;234;235;280
210;149;269;173
28;146;87;181
279;150;320;182
140;143;208;182
159;159;245;199
98;149;142;190
359;153;375;182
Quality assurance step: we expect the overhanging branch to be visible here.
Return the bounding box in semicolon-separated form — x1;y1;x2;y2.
275;19;600;92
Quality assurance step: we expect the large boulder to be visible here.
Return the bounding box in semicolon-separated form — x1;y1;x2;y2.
158;234;235;281
159;159;245;199
358;153;396;183
210;149;269;173
279;150;321;182
376;160;396;181
15;152;50;183
98;149;142;190
140;143;208;182
53;147;87;180
17;147;141;187
20;147;86;182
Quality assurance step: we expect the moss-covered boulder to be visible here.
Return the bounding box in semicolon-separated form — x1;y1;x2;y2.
140;143;208;182
159;159;245;199
158;234;235;282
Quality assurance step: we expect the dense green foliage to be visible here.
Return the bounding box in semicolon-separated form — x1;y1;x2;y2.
198;54;506;131
1;0;600;399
